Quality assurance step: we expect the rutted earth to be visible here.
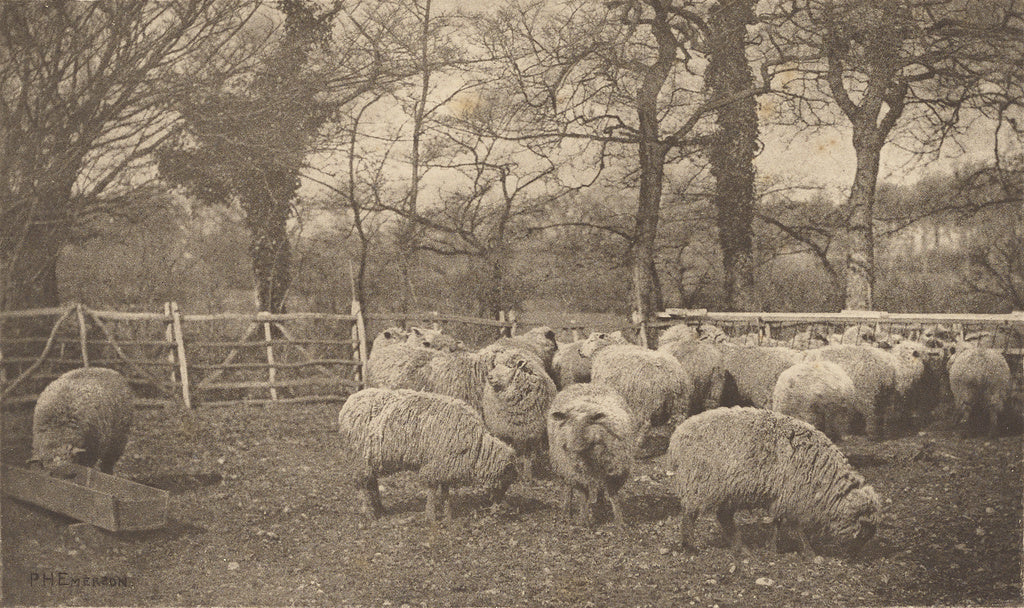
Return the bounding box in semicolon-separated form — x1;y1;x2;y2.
2;401;1021;607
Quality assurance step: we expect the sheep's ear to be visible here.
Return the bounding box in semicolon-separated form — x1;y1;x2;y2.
410;326;424;336
544;329;556;342
550;411;569;422
70;447;86;455
588;412;606;423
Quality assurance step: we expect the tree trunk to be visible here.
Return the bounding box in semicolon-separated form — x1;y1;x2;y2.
633;121;668;347
242;181;292;314
845;124;883;310
706;0;759;312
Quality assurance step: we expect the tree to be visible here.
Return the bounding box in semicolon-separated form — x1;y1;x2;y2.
765;0;1024;310
705;0;760;311
157;0;343;313
484;0;771;340
0;0;258;312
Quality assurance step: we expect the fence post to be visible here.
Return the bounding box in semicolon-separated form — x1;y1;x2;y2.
508;310;518;337
632;310;648;349
75;303;90;368
352;298;368;387
259;311;278;403
169;302;192;409
164;302;177;398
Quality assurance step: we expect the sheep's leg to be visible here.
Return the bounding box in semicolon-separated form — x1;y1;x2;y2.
562;484;575;519
576;487;594;527
440;484;454;521
716;506;743;553
607;486;626;529
795;527;816;556
359;475;383;519
988;402;1001;438
425;484;444;521
518;453;533;483
678;510;699;552
767;519;784;553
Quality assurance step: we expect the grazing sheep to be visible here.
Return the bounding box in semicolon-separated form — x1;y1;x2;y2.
658;332;726;415
668;406;881;556
30;367;135;476
581;333;691;449
771;360;857;442
947;344;1012;437
658;323;701;345
547;384;638;527
337;388;518;520
803;345;899;439
482;347;558;478
718;344;805;409
486;326;559;377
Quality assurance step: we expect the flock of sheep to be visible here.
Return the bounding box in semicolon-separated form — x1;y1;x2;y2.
27;320;1018;558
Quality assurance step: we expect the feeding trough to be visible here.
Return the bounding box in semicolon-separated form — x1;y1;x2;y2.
2;463;170;532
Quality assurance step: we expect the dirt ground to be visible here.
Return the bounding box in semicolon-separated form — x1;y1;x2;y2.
2;399;1021;607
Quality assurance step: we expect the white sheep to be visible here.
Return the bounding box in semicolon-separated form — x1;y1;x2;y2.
668;406;881;556
364;328;436;389
803;344;899;439
337;388;518;520
485;326;559;377
771;359;858;442
580;333;691;452
406;326;469;352
947;343;1012;437
481;347;558;479
547;384;638;527
30;367;135;476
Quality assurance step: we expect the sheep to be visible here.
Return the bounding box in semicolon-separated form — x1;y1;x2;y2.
790;329;829;350
947;343;1012;437
547;384;638;527
839;324;878;345
485;326;559;377
883;339;931;427
481;347;558;478
581;333;691;456
551;331;627;389
803;344;899;439
406;326;469;352
668;406;881;556
771;359;858;442
657;330;726;415
337;388;518;520
30;367;135;476
717;343;805;410
364;328;437;389
551;339;590;389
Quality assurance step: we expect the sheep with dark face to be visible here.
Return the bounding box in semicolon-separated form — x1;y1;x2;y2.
547;384;637;527
337;388;518;520
668;406;880;556
30;367;135;476
947;343;1012;437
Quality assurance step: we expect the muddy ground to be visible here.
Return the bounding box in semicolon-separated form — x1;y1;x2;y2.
2;400;1021;607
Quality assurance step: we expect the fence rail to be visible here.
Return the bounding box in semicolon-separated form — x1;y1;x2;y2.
3;303;1024;410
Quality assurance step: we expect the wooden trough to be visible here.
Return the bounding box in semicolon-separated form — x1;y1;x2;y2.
1;464;170;532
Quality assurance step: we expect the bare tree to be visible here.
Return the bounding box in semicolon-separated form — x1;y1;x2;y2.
0;0;259;313
481;0;771;340
764;0;1024;310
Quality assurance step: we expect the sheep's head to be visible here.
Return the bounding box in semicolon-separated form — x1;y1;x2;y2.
487;349;543;391
373;327;409;349
29;436;86;478
578;331;626;358
830;485;881;554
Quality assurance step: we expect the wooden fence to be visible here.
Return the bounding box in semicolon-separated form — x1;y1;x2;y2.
3;303;1023;409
